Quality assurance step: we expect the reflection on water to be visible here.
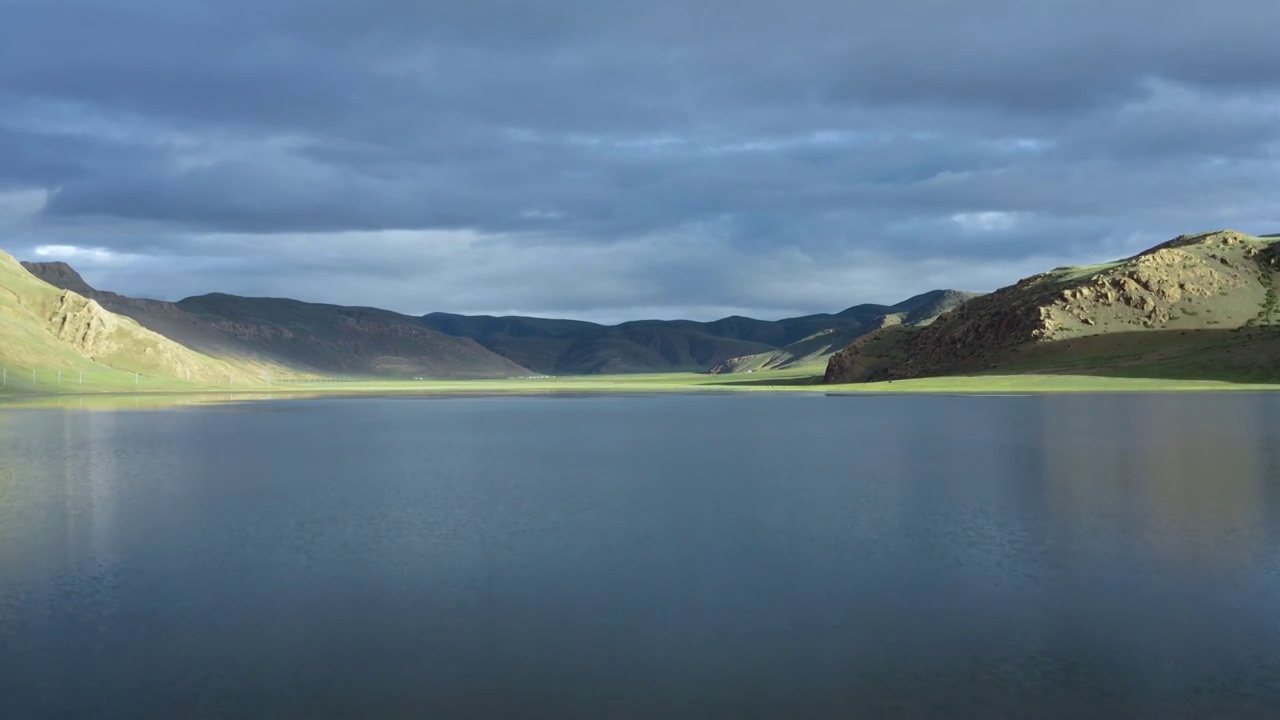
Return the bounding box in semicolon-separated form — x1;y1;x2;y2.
0;392;288;412
1;394;1279;718
1040;395;1274;569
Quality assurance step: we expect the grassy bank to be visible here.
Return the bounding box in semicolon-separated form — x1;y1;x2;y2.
3;362;1280;410
264;371;1280;396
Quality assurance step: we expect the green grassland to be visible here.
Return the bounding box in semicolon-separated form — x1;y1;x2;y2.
4;358;1279;411
296;372;1280;396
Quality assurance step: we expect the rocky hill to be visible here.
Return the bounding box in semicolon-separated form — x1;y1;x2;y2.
826;230;1280;383
23;261;290;377
1;252;263;389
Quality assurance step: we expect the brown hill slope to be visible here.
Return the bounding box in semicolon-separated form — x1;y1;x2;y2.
23;261;290;377
826;230;1280;383
22;262;531;378
177;293;531;378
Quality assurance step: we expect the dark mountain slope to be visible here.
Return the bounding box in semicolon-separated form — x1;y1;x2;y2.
421;312;777;374
172;294;531;378
421;291;981;374
22;263;529;378
420;313;604;372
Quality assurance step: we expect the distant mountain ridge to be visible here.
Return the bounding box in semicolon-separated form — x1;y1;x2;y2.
22;258;978;377
421;289;982;375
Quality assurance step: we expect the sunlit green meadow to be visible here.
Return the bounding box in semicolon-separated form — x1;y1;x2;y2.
4;357;1280;411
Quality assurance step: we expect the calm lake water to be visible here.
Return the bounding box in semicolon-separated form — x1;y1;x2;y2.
2;394;1280;718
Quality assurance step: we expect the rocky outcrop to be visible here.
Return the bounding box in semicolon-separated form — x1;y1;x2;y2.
826;230;1279;383
1052;243;1251;330
47;291;126;357
42;290;252;383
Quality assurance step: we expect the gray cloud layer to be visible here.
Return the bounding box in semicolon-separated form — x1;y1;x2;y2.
2;0;1279;320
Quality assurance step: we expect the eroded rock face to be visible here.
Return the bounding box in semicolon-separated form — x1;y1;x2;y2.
48;291;125;357
825;230;1278;383
42;290;245;383
1046;247;1251;333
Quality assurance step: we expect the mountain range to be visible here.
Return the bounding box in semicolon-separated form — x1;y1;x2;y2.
421;289;975;374
13;257;972;381
7;228;1279;390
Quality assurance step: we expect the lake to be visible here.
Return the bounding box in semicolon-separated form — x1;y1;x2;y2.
2;394;1279;718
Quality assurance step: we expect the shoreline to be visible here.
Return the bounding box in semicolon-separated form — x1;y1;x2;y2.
3;373;1280;410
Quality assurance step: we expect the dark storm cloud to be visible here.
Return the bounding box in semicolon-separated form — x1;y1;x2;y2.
2;0;1279;318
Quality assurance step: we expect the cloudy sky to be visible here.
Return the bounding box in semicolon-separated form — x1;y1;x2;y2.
2;0;1278;322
